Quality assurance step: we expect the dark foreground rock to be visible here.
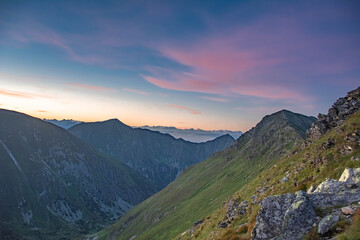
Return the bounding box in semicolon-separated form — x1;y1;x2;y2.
251;168;360;240
306;86;360;143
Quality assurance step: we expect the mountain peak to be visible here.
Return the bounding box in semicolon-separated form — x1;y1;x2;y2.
234;109;316;149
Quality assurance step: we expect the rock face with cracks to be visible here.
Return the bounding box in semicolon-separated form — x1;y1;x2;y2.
251;168;360;240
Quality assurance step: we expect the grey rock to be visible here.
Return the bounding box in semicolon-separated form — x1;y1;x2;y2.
313;179;345;194
226;200;240;219
252;168;360;240
218;221;229;228
322;138;335;149
251;193;296;240
193;219;203;227
281;177;288;183
339;168;360;184
273;191;316;240
318;215;339;235
252;195;258;204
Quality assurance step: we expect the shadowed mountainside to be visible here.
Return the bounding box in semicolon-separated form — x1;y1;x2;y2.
0;109;155;240
69;120;235;190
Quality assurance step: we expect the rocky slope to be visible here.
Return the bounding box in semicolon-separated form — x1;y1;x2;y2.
68;119;235;190
306;86;360;143
0;109;155;240
252;168;360;240
179;87;360;240
92;110;315;240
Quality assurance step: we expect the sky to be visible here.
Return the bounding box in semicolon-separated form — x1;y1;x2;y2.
0;0;359;131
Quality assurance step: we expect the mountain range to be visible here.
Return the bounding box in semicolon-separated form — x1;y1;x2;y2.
43;119;82;129
0;109;155;240
2;87;359;240
44;119;242;143
96;109;316;240
68;119;235;190
87;87;360;240
139;126;242;143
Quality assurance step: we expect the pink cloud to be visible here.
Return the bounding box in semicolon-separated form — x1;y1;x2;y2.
168;104;200;115
123;88;148;95
67;83;116;92
231;85;308;102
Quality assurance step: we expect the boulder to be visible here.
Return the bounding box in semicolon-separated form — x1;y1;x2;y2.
251;193;296;240
341;207;355;215
318;214;339;235
339;168;360;185
252;168;360;240
273;191;316;240
313;179;345;194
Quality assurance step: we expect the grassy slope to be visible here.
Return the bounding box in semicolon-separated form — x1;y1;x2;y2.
184;111;360;240
98;112;311;240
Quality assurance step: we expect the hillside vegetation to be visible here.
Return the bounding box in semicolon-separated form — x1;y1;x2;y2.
180;111;360;240
95;110;315;240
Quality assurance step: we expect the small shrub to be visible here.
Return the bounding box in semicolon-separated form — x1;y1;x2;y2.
238;225;248;234
295;182;308;191
303;227;321;240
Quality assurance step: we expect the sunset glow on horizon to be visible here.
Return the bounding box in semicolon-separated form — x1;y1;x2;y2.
0;1;359;131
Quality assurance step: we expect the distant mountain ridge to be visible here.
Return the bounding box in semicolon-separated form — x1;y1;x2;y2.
68;119;235;190
0;109;155;240
44;118;241;142
140;126;242;142
44;119;82;129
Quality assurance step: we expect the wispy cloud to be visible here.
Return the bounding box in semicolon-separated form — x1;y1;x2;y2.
123;88;148;95
67;83;116;92
201;96;228;102
0;88;53;99
37;110;47;113
168;104;201;115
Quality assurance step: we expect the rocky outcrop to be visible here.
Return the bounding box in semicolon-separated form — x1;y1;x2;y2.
306;86;360;143
318;214;339;235
252;168;360;240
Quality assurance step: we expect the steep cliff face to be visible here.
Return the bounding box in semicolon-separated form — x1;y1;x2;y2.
68;120;235;190
0;109;155;240
94;110;315;240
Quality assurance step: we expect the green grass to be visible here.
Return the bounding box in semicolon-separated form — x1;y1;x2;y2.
97;113;310;240
179;111;360;240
